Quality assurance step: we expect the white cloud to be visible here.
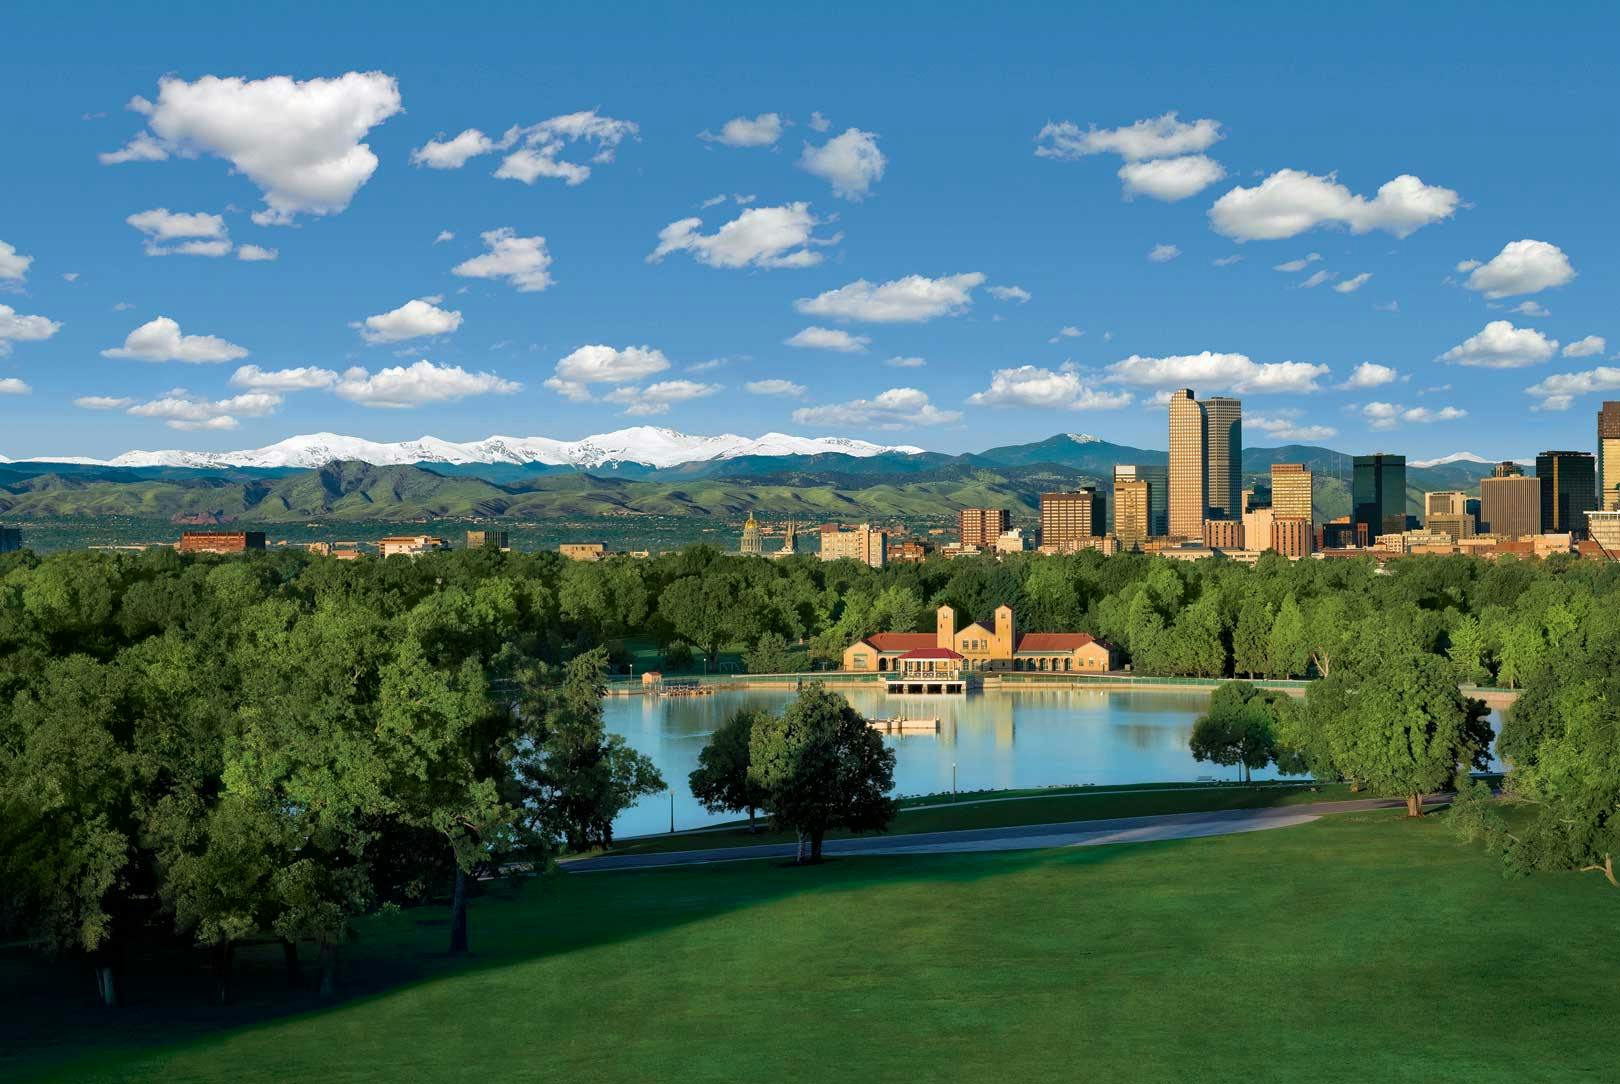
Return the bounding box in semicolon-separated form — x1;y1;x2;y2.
434;229;455;244
1209;169;1460;241
784;326;870;353
1462;239;1575;298
1563;335;1606;358
0;303;62;356
126;208;231;256
1049;325;1083;343
746;379;807;396
1360;401;1466;430
357;297;464;344
1247;414;1337;442
0;378;31;395
452;228;553;292
1213;254;1243;267
229;364;339;391
0;240;34;281
808;111;831;133
649;202;834;269
1334;272;1372;293
127;390;282;430
1438;320;1558;369
1455;259;1482;272
1526;367;1620;412
63;272;79;282
700;113;785;147
1512;300;1550;317
795;272;984;323
1375;300;1400;313
1148;243;1181;263
104;72;403;225
410;111;637;187
1105;351;1329;394
237;244;278;262
545;344;672;400
1118;155;1226;201
1273;253;1322;272
101;316;247;363
792;387;961;430
1339;362;1398;389
987;285;1031;302
885;356;926;368
1035;112;1223;161
75;395;135;409
336;360;520;408
968;365;1134;410
798;128;885;200
1300;270;1337;288
605;379;722;416
112;301;135;311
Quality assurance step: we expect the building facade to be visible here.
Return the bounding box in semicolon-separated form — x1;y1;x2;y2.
819;523;887;567
466;529;510;550
1113;477;1152;550
1587;509;1620;556
559;542;609;561
178;531;266;554
379;535;449;558
1271;517;1312;559
1113;463;1168;538
1202;518;1244;549
1167;388;1207;539
1353;454;1408;538
1479;475;1541;540
1425;513;1476;541
1269;463;1312;521
843;604;1117;674
958;507;1012;548
739;512;764;555
1536;450;1597;536
1425;491;1467;518
1242;506;1274;552
1202;396;1243;521
1040;489;1106;549
1600;402;1620;510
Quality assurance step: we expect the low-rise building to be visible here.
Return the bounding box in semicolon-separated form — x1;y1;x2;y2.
467;529;511;551
1202;519;1243;549
559;542;609;561
994;528;1027;554
1037;535;1117;556
179;530;266;554
891;539;930;562
1271;517;1312;559
843;604;1117;674
379;535;450;558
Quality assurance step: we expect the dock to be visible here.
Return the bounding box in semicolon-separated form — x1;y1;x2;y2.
869;716;941;733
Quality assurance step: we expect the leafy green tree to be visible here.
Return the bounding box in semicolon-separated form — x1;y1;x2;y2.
744;631;808;674
748;683;896;863
1447;614;1492;686
1188;682;1281;782
689;708;771;831
1169;593;1227;677
1232;596;1273;679
658;575;737;668
1266;594;1309;678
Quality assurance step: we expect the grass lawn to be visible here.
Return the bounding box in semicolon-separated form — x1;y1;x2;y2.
5;805;1615;1083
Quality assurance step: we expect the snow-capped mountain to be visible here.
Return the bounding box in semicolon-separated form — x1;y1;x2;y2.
1409;451;1530;469
13;428;926;471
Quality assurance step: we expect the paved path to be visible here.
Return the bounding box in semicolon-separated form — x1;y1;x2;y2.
565;797;1423;872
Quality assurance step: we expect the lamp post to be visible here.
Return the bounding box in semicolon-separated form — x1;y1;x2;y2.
669;789;675;834
952;761;957;798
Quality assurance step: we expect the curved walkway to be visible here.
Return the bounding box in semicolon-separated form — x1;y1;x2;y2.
564;797;1425;872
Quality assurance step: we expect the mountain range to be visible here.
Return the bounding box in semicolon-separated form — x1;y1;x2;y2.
0;430;1505;526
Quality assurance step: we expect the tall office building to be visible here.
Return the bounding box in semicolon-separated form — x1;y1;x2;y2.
819;524;887;567
1352;454;1407;538
1270;463;1313;521
1202;396;1243;521
1599;402;1620;510
1113;464;1168;537
1536;450;1597;535
1168;389;1207;538
958;508;1012;549
1493;460;1524;478
1480;474;1541;539
1113;478;1152;550
1041;489;1106;550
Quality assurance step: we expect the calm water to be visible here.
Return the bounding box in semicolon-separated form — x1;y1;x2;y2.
605;687;1507;838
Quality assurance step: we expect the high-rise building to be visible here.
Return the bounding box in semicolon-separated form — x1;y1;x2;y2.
0;526;20;554
1168;389;1207;538
1271;517;1312;559
819;524;887;567
1041;489;1106;550
1202;519;1243;549
1426;513;1476;541
1242;505;1274;552
1425;491;1467;518
1113;478;1152;550
1270;463;1312;521
1536;450;1597;536
1202;396;1242;520
466;529;510;550
1599;402;1620;510
739;512;764;555
958;508;1012;548
1479;475;1541;540
1113;464;1168;537
1493;461;1524;478
1587;509;1620;556
1352;454;1407;537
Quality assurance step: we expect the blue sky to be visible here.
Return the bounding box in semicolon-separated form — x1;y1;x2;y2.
3;0;1618;460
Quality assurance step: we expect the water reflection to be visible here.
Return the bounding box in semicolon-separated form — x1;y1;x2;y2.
602;688;1503;839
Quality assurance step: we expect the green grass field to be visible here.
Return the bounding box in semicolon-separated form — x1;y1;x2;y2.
5;804;1614;1083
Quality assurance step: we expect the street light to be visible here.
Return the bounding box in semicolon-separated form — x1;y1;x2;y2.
952;761;957;797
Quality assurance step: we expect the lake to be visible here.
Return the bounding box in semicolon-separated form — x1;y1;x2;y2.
606;686;1506;838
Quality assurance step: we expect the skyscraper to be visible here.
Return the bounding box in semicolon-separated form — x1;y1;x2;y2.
1113;463;1168;537
1352;454;1407;538
1480;474;1541;539
1168;389;1207;538
958;508;1011;548
1040;489;1106;550
1269;463;1313;521
1536;450;1597;535
1424;491;1467;518
1599;402;1620;510
1113;478;1151;550
1202;396;1242;520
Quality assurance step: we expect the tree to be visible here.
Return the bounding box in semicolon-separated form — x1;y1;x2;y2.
1169;593;1227;678
1232;596;1273;679
1188;682;1281;782
1446;614;1491;686
744;631;808;674
1266;594;1309;678
748;683;896;863
689;708;770;831
658;576;736;667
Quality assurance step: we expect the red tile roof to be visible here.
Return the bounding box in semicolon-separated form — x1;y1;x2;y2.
862;633;939;652
1015;632;1108;652
898;647;964;660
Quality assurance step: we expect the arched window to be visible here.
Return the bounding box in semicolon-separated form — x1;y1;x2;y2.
878;657;889;672
1065;658;1073;672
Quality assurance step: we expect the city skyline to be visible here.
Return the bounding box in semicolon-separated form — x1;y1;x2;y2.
2;4;1618;462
